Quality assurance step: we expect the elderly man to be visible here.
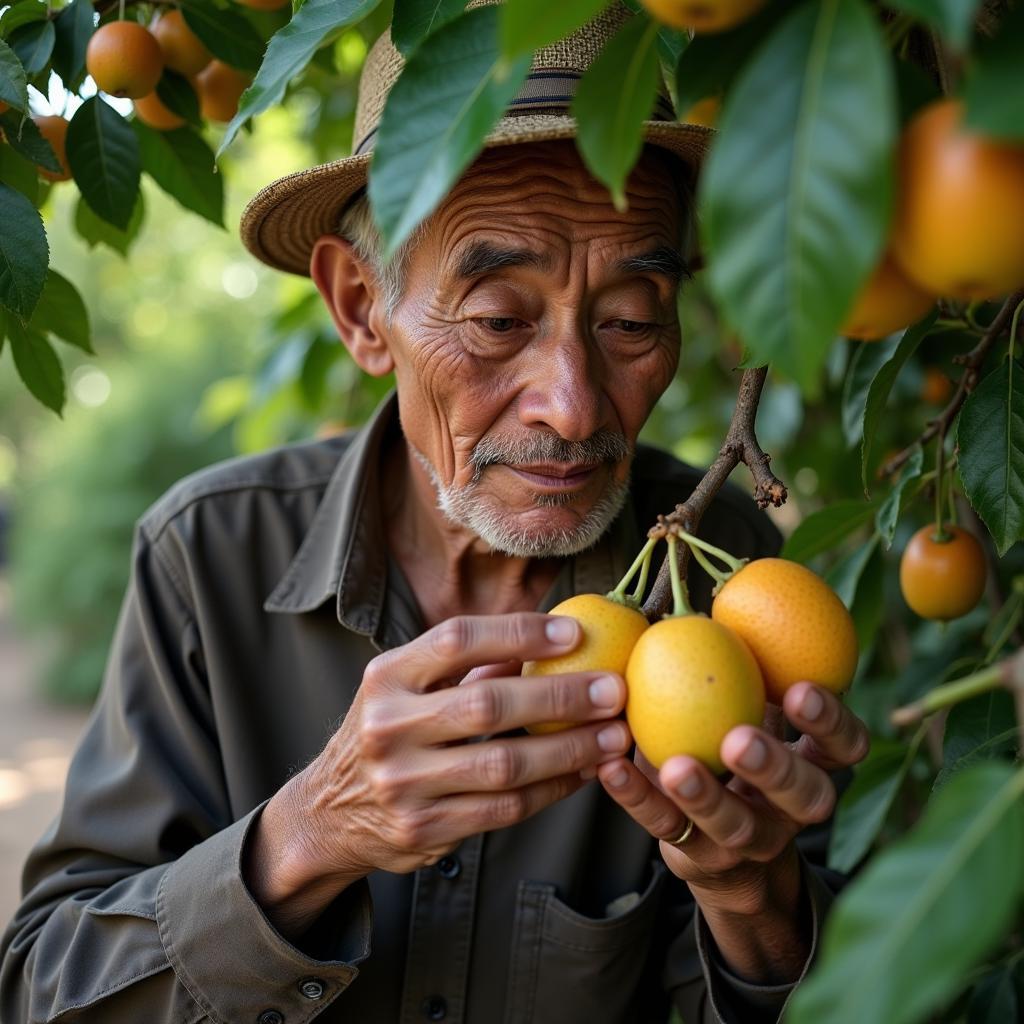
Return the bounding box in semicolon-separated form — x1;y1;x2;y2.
1;5;867;1024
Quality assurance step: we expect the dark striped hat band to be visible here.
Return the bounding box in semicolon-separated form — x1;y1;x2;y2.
354;69;677;157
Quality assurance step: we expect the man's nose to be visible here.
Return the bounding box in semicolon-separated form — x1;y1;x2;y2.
517;332;604;442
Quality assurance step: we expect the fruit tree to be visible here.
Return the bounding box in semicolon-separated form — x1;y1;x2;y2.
2;1;1024;1021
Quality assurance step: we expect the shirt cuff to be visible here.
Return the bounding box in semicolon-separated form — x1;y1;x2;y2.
695;853;838;1024
156;801;372;1024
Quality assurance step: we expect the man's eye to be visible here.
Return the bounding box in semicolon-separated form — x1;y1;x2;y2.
478;317;520;333
610;319;651;333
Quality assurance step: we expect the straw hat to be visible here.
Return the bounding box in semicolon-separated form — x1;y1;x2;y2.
240;0;712;277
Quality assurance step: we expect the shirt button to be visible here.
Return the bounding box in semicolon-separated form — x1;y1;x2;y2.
437;855;461;880
258;1012;284;1024
422;995;447;1020
299;978;325;1000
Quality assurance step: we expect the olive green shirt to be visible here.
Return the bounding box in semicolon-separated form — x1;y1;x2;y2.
1;393;841;1024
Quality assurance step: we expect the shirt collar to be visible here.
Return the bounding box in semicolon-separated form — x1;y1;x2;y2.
264;390;643;638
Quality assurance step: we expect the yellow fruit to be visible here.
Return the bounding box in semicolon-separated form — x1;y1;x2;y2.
681;96;720;128
151;10;212;77
194;60;251;123
86;21;164;99
921;366;953;406
840;252;936;341
899;524;987;621
522;593;648;734
891;99;1024;301
641;0;766;33
711;558;858;704
626;615;764;774
133;91;186;131
32;115;72;182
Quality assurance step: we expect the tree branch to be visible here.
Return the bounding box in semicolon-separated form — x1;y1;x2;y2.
642;366;787;620
880;289;1024;479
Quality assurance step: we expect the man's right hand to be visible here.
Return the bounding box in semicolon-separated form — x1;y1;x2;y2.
243;613;631;937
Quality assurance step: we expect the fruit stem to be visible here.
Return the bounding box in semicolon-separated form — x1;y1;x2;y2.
118;0;124;21
932;433;950;543
611;537;657;601
630;541;654;604
686;540;730;589
666;535;694;618
675;529;747;576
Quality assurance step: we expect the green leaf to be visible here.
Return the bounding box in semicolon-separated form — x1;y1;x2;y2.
0;142;39;202
934;690;1019;792
700;0;896;392
28;268;92;353
860;311;936;493
67;96;140;231
781;500;877;563
841;337;898;447
74;190;145;256
0;109;62;173
0;2;48;39
7;318;64;414
392;0;467;56
788;763;1024;1024
500;0;608;58
875;445;924;549
133;122;224;227
7;19;54;75
299;334;343;408
52;0;94;86
826;532;879;608
155;70;202;128
963;4;1024;141
887;0;981;51
848;543;885;651
572;15;660;212
828;739;911;874
0;37;29;112
968;968;1020;1024
217;0;382;158
369;6;532;261
0;181;48;320
180;0;266;72
958;357;1024;556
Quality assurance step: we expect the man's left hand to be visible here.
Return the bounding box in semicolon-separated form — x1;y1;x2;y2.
594;681;869;982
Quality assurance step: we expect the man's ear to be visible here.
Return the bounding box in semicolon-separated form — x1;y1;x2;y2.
309;234;395;377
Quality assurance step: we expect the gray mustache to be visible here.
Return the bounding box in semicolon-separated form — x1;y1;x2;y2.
469;430;632;480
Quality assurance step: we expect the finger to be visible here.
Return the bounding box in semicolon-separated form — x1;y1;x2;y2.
596;757;690;843
401;670;627;743
658;755;789;857
420;720;632;796
719;726;837;826
461;661;522;685
369;613;581;692
782;683;871;770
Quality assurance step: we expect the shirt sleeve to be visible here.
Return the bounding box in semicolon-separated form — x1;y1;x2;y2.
0;525;371;1024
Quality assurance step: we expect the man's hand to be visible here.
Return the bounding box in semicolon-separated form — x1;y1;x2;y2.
595;682;870;983
245;613;631;936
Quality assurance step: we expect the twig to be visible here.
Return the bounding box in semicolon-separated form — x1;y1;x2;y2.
642;366;787;619
881;289;1024;479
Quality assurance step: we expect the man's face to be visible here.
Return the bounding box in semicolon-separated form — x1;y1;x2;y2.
379;140;686;557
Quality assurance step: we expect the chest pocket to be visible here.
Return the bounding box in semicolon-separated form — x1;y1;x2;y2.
502;861;667;1024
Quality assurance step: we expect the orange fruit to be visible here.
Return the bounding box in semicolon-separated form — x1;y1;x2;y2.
86;21;164;99
151;10;211;77
521;593;648;734
899;524;987;621
891;99;1024;301
133;91;186;131
640;0;766;33
0;100;8;114
626;615;764;774
711;558;858;703
681;96;720;128
921;366;953;405
32;115;72;181
233;0;290;9
840;252;936;341
194;60;251;122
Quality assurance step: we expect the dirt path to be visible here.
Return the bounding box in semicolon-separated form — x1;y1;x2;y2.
0;574;91;930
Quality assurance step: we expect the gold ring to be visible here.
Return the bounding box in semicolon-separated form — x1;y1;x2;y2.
668;819;695;846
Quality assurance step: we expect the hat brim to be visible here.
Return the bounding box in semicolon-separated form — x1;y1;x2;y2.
240;115;712;277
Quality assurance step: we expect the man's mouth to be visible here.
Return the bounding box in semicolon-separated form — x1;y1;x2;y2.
506;462;602;489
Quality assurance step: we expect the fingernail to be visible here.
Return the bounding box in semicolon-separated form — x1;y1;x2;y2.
545;617;578;645
597;724;626;752
801;689;824;721
740;737;766;771
676;773;702;799
580;765;597;780
589;676;620;708
607;767;629;788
